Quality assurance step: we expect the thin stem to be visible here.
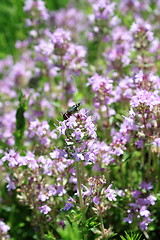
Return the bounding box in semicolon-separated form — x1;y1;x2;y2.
99;214;106;239
75;160;87;240
96;34;104;69
75;160;85;214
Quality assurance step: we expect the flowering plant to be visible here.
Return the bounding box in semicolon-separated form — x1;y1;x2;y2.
0;0;159;239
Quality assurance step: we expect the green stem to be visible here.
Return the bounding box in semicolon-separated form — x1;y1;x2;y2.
75;160;85;217
99;214;107;239
75;160;87;240
96;35;104;69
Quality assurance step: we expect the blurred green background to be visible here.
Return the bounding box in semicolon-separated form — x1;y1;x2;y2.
0;0;70;58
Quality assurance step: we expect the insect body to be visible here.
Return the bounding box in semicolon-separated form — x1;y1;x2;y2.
63;102;81;120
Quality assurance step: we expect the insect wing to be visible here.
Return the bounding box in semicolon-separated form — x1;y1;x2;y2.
62;102;82;120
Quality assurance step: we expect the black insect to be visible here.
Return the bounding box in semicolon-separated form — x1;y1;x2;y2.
63;102;81;120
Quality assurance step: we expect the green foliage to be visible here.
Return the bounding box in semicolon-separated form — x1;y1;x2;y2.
44;231;56;240
57;220;82;240
14;91;30;148
0;0;27;58
120;232;142;240
0;0;70;58
0;188;35;240
44;0;70;10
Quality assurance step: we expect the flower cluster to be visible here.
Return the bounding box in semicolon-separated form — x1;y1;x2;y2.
24;0;49;27
57;108;97;163
1;149;65;217
82;176;117;213
0;220;10;239
0;0;159;238
51;6;85;40
124;182;157;230
28;119;57;147
87;74;114;109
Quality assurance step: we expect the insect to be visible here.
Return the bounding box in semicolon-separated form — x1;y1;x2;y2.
63;102;81;120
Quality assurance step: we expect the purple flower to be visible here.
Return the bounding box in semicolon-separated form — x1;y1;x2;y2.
151;138;160;147
92;196;100;205
105;184;117;201
35;39;54;57
38;192;49;202
2;150;21;168
6;179;16;191
51;28;71;55
92;0;115;20
56;186;66;197
135;140;144;149
130;19;154;42
63;202;74;211
39;205;51;214
146;195;157;205
139;182;153;191
130;89;160;111
24;0;49;22
124;214;133;224
139;206;150;217
0;220;10;234
139;217;153;231
52;6;85;37
124;181;157;230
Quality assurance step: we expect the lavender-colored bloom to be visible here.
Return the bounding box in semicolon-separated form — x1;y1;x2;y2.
66;116;77;128
124;182;157;230
151;138;160;147
56;186;66;197
35;39;54;57
87;74;114;110
124;214;133;224
48;185;57;197
24;0;49;22
81;185;92;197
130;19;154;42
51;7;85;39
105;184;117;201
139;182;153;191
63;202;74;211
39;205;51;214
51;28;71;55
139;217;153;231
92;0;115;20
58;107;97;143
135;140;144;149
38;192;49;202
87;74;113;93
25;151;38;170
119;0;149;13
130;89;160;111
28;120;52;146
50;149;67;159
0;220;10;234
57;121;67;135
2;150;19;168
6;175;16;191
146;195;157;206
139;206;150;217
92;196;100;205
0;110;16;146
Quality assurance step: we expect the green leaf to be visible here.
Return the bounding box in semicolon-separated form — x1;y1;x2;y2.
14;91;30;149
120;231;142;240
57;220;82;240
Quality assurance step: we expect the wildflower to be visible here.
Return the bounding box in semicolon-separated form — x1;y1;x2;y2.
24;0;49;25
124;182;157;231
105;184;117;201
0;220;10;239
39;205;51;214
